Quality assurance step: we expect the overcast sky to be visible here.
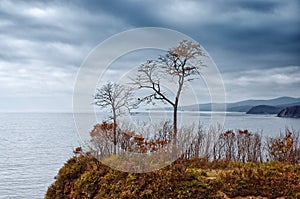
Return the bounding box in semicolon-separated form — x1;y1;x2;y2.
0;0;299;112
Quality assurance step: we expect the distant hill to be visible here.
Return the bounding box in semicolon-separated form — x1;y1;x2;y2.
227;96;300;112
180;97;300;112
150;97;300;113
246;105;282;114
227;105;253;112
277;106;300;118
230;96;300;107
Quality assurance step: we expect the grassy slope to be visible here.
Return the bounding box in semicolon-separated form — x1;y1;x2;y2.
46;155;300;199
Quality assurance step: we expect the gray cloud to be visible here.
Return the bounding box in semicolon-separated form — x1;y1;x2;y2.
78;0;300;71
0;0;299;111
223;66;300;101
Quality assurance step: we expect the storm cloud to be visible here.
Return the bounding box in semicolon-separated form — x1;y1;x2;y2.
0;0;299;111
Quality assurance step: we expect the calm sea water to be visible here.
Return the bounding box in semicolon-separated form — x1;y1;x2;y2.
0;113;77;199
0;112;299;199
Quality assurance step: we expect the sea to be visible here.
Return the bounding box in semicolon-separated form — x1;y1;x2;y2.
0;112;299;199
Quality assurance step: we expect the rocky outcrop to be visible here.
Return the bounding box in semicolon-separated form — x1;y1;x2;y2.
246;105;282;114
277;106;300;118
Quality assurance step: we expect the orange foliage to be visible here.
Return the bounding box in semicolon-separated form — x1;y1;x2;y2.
223;130;235;137
73;147;82;155
238;129;252;136
90;122;116;137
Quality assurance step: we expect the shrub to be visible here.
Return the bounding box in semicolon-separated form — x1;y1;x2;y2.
46;156;300;199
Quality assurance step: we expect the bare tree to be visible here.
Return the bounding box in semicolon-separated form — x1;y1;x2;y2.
132;40;206;145
94;82;134;154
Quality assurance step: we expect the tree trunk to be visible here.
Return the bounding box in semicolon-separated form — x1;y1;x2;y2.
173;74;183;147
113;110;117;155
173;99;178;146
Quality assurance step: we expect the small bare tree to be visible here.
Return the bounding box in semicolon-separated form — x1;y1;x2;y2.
94;82;134;154
132;40;206;145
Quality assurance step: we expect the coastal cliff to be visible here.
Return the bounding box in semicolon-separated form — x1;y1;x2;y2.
46;155;300;198
246;105;282;114
277;106;300;118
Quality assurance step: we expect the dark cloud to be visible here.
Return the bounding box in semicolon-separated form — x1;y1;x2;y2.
75;0;160;27
227;0;283;13
0;0;299;111
70;0;300;72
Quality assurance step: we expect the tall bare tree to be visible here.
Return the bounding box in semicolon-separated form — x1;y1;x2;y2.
132;40;206;145
94;82;134;154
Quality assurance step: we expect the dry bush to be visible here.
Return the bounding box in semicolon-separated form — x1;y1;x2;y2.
88;121;173;158
236;130;263;162
212;129;263;162
89;122;116;158
266;128;300;163
88;121;299;164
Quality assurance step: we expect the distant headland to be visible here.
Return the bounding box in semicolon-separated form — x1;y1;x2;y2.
152;96;300;118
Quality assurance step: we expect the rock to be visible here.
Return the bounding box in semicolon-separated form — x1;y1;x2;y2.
277;106;300;118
